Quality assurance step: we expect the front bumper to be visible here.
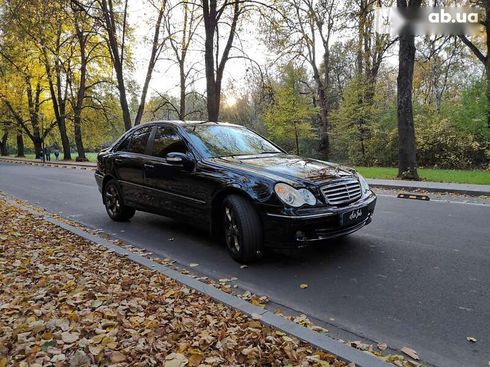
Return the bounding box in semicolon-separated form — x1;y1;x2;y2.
260;193;376;248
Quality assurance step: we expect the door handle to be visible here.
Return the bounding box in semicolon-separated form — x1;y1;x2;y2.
144;163;155;169
115;158;122;164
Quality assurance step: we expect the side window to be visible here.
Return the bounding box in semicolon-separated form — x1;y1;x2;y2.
151;126;188;158
116;136;131;152
118;127;152;154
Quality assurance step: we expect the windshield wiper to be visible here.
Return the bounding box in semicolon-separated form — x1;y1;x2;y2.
260;151;281;154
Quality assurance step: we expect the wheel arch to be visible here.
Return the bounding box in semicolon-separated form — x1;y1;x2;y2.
101;175;116;203
210;186;260;237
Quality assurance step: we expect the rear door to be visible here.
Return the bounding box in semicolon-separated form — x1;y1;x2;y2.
112;126;154;208
144;125;207;222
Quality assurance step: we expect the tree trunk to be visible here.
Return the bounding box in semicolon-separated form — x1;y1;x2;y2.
116;71;132;131
134;1;165;126
57;117;71;160
42;50;72;160
202;0;239;122
134;55;157;125
359;122;365;160
72;19;88;161
486;12;490;129
0;130;8;156
74;115;86;161
396;0;420;180
356;0;366;75
204;20;219;121
203;0;219;121
101;0;132;131
16;129;24;157
179;63;186;120
316;84;330;158
33;137;42;159
32;122;42;159
294;122;300;155
486;63;490;129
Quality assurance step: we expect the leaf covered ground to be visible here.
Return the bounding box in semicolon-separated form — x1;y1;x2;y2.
0;196;350;367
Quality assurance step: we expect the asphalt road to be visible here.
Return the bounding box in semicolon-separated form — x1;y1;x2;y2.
1;162;489;367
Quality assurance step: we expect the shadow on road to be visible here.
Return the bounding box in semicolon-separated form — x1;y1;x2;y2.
133;211;380;272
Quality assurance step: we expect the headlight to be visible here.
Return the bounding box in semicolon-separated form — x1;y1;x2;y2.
274;183;317;207
357;174;370;196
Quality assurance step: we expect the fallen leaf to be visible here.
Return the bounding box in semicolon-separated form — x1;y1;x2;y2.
310;325;328;333
51;354;66;362
204;356;221;364
377;343;388;351
187;349;204;366
240;265;248;269
110;351;126;363
401;347;419;360
69;350;90;367
165;353;188;367
351;341;370;351
88;344;103;356
299;283;309;289
466;336;477;343
189;263;199;267
61;332;79;344
91;300;103;308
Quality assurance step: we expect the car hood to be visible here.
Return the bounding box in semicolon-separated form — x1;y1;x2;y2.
211;154;355;184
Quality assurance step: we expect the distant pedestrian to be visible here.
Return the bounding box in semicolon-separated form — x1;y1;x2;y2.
39;150;44;160
54;147;59;160
44;147;51;161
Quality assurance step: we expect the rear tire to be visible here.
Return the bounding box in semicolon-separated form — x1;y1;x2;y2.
222;195;262;263
103;180;135;222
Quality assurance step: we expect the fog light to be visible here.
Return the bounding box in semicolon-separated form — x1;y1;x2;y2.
296;231;306;241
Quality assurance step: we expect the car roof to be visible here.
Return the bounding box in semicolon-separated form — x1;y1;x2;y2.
137;120;243;128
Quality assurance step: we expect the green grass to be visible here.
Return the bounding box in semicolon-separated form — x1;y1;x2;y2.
24;152;98;162
355;166;490;185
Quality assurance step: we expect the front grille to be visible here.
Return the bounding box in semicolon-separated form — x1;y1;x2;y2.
320;179;362;206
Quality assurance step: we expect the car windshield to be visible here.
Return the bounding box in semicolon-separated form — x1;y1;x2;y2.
184;124;282;158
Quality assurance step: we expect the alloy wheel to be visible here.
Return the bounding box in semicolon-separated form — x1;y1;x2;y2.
105;184;121;217
224;206;240;252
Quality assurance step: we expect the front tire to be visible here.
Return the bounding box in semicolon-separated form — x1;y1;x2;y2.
103;180;135;222
222;195;262;263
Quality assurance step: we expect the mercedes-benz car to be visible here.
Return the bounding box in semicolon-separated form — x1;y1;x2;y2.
95;121;376;263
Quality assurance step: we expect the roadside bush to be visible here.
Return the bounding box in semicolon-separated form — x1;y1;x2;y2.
415;118;488;169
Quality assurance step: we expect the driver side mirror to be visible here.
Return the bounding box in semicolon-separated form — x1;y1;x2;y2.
166;152;194;170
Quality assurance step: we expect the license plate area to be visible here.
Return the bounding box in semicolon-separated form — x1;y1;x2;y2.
341;206;368;226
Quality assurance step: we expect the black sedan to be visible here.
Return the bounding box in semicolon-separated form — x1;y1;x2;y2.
95;121;376;262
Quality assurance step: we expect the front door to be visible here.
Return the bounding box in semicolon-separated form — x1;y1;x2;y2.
144;125;207;223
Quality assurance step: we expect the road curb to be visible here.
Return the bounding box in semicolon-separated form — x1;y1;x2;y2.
369;182;490;197
7;196;391;367
0;157;96;170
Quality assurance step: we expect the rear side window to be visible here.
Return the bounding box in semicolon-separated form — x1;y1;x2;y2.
151;126;188;158
117;127;152;154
